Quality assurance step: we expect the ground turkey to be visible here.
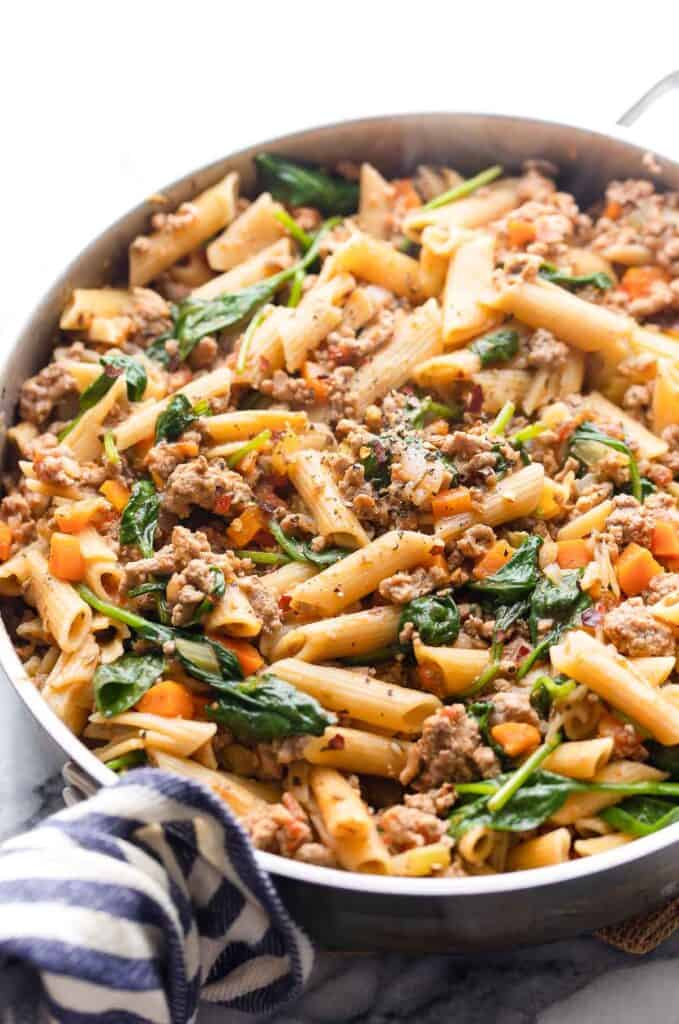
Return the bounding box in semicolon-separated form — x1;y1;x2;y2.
125;525;216;584
378;565;448;604
245;793;336;867
603;597;676;658
377;804;449;854
161;456;253;518
405;705;501;790
643;573;679;604
489;688;541;729
603;493;679;550
19;363;78;426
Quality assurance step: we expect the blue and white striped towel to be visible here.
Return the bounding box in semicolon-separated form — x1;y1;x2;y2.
0;768;313;1023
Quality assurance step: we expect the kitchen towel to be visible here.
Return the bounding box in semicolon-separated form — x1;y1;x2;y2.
0;768;313;1023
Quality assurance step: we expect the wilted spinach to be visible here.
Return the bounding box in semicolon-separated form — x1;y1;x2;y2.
568;421;642;502
528;570;583;643
529;673;576;718
120;480;160;558
269;519;348;568
539;263;613;291
94;652;165;717
470;536;542;603
602;796;679;837
155;394;208;443
399;593;460;647
255;153;359;215
449;769;581;838
79;353;147;412
470;328;519;368
407;395;463;428
207;671;335;742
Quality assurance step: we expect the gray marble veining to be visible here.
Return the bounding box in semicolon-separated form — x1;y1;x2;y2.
1;679;675;1023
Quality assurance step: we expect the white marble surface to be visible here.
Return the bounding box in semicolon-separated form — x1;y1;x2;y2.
3;4;679;1019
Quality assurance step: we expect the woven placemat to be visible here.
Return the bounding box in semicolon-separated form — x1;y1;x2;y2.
596;898;679;953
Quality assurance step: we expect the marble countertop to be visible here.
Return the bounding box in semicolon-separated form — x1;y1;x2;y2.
3;675;678;1024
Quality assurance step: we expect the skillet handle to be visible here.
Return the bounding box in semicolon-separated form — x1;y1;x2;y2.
617;71;679;157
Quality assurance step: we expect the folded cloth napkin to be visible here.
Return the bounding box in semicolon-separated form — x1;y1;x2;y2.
0;768;313;1024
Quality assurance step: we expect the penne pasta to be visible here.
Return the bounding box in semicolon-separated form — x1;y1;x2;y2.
287;449;369;548
303;727;412;778
442;233;502;347
268;605;401;662
206;192;287;271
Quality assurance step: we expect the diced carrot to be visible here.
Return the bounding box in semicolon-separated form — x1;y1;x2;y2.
428;419;449;436
99;479;131;512
473;540;514;579
616;542;664;596
556;539;593;570
214;493;233;517
423;552;449;576
302;361;331;402
137;680;195;719
603;200;623;221
506;219;536;248
133;437;154;462
391;178;422;210
620;266;669;299
219;637;265;676
49;532;85;582
651;522;679;559
431;486;473;520
0;523;12;562
415;663;444;695
536;479;563;519
226;506;267;547
491;722;541;758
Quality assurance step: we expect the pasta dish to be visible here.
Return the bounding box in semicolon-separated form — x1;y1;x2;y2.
4;153;679;878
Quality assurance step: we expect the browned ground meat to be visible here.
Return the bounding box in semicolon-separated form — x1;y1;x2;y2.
261;370;315;406
436;431;519;488
19;363;78;426
245;793;336;865
125;525;214;582
603;493;679;550
598;713;648;762
603;598;676;657
378;565;448;604
457;524;496;559
643;573;679;604
32;438;83;488
377;804;448;854
404;783;457;816
660;425;679;478
145;432;202;482
525;328;569;371
166;558;220;627
161;456;253;518
237;575;282;633
489;688;541;729
407;705;501;790
0;489;47;549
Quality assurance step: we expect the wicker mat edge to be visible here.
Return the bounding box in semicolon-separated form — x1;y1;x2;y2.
595;897;679;953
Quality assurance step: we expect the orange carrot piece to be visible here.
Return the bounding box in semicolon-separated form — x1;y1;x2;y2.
0;523;12;562
491;722;541;758
226;507;267;547
603;200;623;221
651;522;679;559
616;542;664;596
219;637;265;676
137;680;195;719
49;532;85;582
556;539;593;570
99;480;131;512
302;361;331;402
506;219;536;248
391;178;422;210
473;540;514;579
621;266;669;299
431;487;473;520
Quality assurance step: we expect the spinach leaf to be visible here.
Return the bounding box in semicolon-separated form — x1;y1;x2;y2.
568;421;642;503
269;519;348;568
184;567;226;625
399;593;460;647
79;353;148;412
207;671;335;742
529;570;583;643
77;585;175;646
162;217;338;361
529;673;576;717
359;437;392;490
127;579;168;599
518;589;592;679
470;536;542;603
174;635;243;685
94;652;165;717
619;476;656;502
407;395;463;428
467;701;507;761
494;600;530;634
449;769;582;838
155;394;208;442
120;480;159;558
460;639;503;698
601;796;679;837
422;165;502;212
470;328;519;368
255;154;359;215
539;263;613;291
646;742;679;780
106;750;147;773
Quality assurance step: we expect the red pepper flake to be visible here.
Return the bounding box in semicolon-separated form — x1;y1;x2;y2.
325;733;345;751
278;594;292;612
214;493;233;516
467;383;483;413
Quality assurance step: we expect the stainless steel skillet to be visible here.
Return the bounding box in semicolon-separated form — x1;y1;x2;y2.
4;74;679;952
